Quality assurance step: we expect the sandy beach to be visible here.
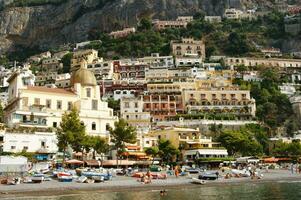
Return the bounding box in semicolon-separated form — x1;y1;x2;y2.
1;169;301;199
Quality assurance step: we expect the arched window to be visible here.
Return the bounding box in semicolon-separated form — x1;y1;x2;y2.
92;122;96;130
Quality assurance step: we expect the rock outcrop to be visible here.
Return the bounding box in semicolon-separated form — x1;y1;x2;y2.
0;0;300;54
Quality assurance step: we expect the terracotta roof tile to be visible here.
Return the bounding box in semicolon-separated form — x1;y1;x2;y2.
25;86;76;95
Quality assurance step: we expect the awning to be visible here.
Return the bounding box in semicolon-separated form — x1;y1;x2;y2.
263;158;279;163
122;152;147;157
65;159;84;165
126;146;141;150
85;160;100;166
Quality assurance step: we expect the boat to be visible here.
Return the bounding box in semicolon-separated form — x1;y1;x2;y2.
7;178;21;185
231;169;251;177
31;174;45;183
92;176;105;183
81;171;112;181
77;176;88;183
198;173;218;180
191;178;206;185
57;172;73;182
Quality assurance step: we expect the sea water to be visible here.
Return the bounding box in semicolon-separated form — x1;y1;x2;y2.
4;181;301;200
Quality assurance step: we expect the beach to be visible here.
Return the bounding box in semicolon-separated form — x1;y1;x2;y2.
1;169;301;199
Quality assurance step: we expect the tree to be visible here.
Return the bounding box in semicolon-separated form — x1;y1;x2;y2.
107;98;120;115
138;18;152;31
225;32;251;56
145;146;159;164
92;136;110;162
109;119;137;167
157;139;179;164
61;53;73;73
57;108;86;162
273;141;301;158
218;128;263;157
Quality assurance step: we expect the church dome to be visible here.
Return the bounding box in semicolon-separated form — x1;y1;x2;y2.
70;62;97;87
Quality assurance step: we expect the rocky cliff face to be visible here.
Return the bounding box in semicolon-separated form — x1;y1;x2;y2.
0;0;300;54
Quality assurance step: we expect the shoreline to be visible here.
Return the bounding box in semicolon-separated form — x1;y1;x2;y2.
1;170;301;198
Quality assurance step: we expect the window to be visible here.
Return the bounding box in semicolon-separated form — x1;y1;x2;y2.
57;101;62;110
124;102;130;108
41;141;46;148
53;122;57;128
67;102;72;110
11;146;16;150
34;98;40;105
46;99;51;109
23;146;28;151
135;102;138;108
92;122;96;130
92;100;98;110
86;88;91;97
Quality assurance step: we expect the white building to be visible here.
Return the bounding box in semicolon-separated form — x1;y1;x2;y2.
279;84;296;97
137;53;174;69
4;60;117;137
183;149;228;160
1;131;58;160
175;56;202;67
55;73;71;88
120;97;151;129
204;16;222;23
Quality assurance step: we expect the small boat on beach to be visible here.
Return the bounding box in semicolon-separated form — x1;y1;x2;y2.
191;178;206;185
77;176;88;183
31;174;45;183
198;173;218;180
81;171;112;181
92;176;105;183
57;172;73;182
7;177;21;185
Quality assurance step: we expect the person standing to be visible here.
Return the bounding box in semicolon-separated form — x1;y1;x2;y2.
175;166;179;178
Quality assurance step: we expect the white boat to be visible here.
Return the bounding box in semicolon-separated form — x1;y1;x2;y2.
231;169;251;177
7;178;21;185
92;176;105;183
77;176;88;183
191;178;206;185
31;174;45;183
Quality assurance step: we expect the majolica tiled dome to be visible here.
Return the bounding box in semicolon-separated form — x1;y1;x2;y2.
70;60;97;86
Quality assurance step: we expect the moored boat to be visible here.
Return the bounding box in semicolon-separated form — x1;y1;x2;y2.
191;178;206;185
57;172;73;182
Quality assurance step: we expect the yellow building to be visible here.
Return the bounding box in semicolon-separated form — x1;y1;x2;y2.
171;38;206;61
71;49;100;72
147;127;228;159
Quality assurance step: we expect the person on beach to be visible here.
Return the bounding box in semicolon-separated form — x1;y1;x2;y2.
146;170;152;183
175;166;179;178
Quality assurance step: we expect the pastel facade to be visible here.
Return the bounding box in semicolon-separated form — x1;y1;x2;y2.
137;53;174;69
120;97;151;128
71;49;101;72
171;38;205;61
225;57;301;68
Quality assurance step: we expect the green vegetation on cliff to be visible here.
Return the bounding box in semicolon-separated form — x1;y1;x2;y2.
87;11;288;60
